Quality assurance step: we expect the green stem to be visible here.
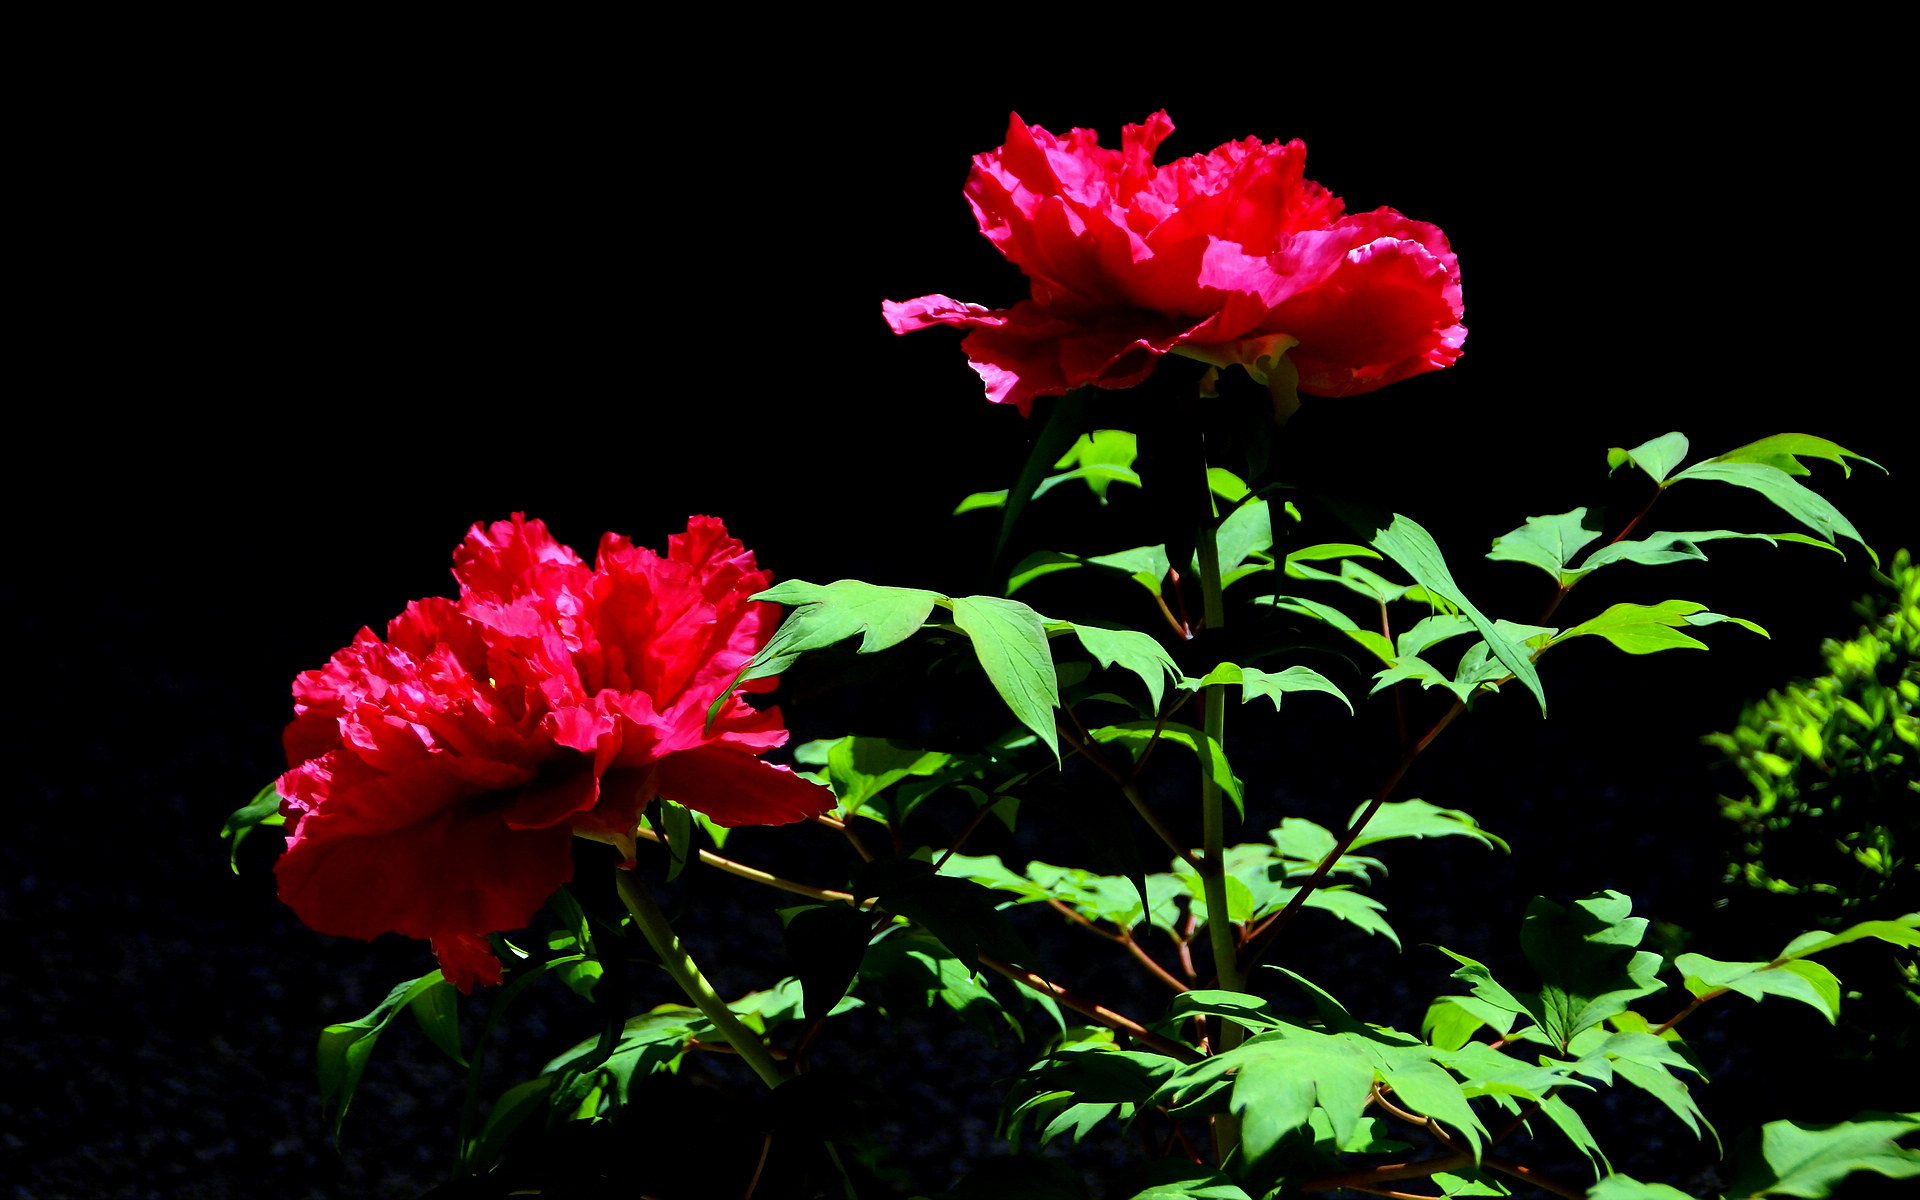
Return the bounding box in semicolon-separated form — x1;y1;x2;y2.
615;868;786;1090
1194;519;1243;1163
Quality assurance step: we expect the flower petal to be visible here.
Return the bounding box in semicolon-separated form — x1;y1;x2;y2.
654;746;834;827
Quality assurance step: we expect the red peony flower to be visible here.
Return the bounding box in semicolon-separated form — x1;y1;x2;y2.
274;515;831;991
883;111;1465;414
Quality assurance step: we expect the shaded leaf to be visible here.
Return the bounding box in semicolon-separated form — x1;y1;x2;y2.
826;737;955;813
854;856;1033;971
1090;721;1241;818
317;972;451;1142
1519;891;1666;1050
1072;624;1181;711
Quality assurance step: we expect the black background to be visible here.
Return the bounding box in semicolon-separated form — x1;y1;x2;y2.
6;28;1912;1199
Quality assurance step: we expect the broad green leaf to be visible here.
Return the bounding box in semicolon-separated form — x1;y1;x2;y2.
1668;459;1876;564
1777;913;1920;960
1422;996;1518;1051
826;737;955;813
1430;1039;1564;1101
1372;1048;1488;1156
1211;498;1273;575
317;972;452;1141
1552;599;1768;655
1117;1160;1253;1199
1090;721;1242;817
951;595;1061;760
1001;1047;1178;1148
1337;508;1546;714
713;579;942;722
1399;613;1478;658
1726;1112;1920;1198
221;781;284;872
1673;952;1841;1022
1519;892;1666;1050
1487;508;1606;582
1608;432;1690;483
1707;432;1884;480
1589;1176;1695;1200
1072;624;1180;711
1236;1034;1377;1166
1183;661;1352;715
1348;799;1509;853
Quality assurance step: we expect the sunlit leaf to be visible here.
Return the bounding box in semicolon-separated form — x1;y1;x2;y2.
1519;891;1666;1051
1552;600;1768;655
1182;661;1352;715
1487;508;1606;582
825;737;955;814
1607;432;1690;483
1072;624;1181;711
1776;913;1920;960
1668;459;1876;565
951;595;1061;760
221;781;284;872
1348;799;1508;853
1674;952;1841;1022
1725;1112;1920;1197
1707;432;1884;480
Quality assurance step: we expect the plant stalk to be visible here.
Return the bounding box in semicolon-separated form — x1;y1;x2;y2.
1193;518;1244;1164
615;867;786;1090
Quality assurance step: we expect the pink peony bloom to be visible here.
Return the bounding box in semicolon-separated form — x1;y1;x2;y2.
274;515;830;991
884;111;1465;414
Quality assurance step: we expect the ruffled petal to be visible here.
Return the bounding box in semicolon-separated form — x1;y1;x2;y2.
654;746;835;827
432;933;504;993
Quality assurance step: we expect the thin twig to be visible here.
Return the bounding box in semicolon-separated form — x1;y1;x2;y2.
632;825;858;905
976;953;1201;1063
742;1131;773;1200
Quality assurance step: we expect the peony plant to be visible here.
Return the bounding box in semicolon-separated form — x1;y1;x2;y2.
227;112;1915;1199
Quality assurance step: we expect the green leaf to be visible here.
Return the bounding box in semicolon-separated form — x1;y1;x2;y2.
1336;507;1547;714
1726;1112;1920;1198
1552;599;1768;655
467;1076;553;1172
1776;913;1920;960
825;737;955;814
649;798;694;882
1608;432;1690;483
1348;799;1509;854
1575;530;1833;578
317;971;452;1141
995;389;1093;564
1116;1160;1253;1199
711;579;943;723
1072;624;1181;711
1668;459;1876;564
1674;952;1842;1022
951;595;1061;760
1258;594;1396;665
1422;996;1516;1051
956;488;1011;514
1300;888;1400;948
1183;661;1352;715
1519;892;1666;1050
1487;508;1606;582
1053;429;1141;503
1540;1091;1610;1175
1588;1176;1695;1200
1090;721;1241;818
1434;947;1532;1020
1707;432;1884;480
859;930;1017;1040
408;975;466;1066
854;857;1033;972
221;781;284;872
1609;1049;1716;1149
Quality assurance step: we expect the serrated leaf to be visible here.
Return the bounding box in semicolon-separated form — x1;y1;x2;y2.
951;595;1061;760
1072;624;1180;711
221;781;285;872
1334;507;1546;714
317;971;451;1141
1674;952;1842;1022
1090;721;1241;818
1726;1112;1920;1198
1487;508;1606;582
1668;459;1875;564
1519;892;1666;1050
1348;799;1509;853
1776;913;1920;960
1552;599;1768;655
1183;661;1353;715
1707;432;1884;480
1608;432;1690;483
712;579;943;723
